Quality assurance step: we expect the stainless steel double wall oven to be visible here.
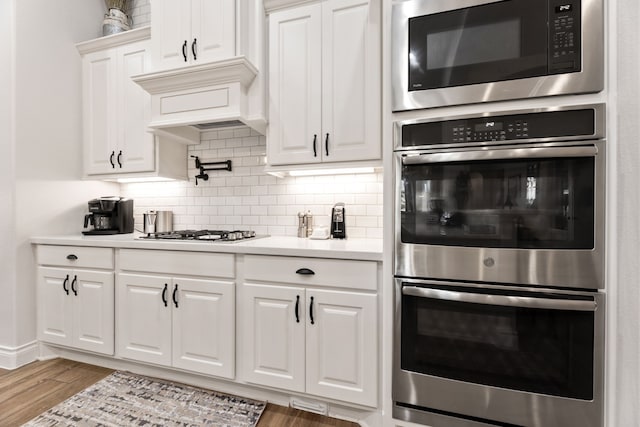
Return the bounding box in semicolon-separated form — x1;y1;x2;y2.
393;104;606;427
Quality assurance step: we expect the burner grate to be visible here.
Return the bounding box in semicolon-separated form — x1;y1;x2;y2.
139;229;260;242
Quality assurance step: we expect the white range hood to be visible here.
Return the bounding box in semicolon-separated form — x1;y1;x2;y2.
132;56;267;144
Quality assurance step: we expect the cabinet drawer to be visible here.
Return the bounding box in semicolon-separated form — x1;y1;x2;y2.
36;245;114;269
119;249;235;278
244;255;377;291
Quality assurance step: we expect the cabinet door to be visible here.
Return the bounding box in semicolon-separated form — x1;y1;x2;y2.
190;0;236;63
321;0;380;162
267;4;322;166
37;267;73;347
306;289;378;406
117;273;172;365
117;40;155;173
241;283;305;392
72;270;115;355
150;0;192;70
83;49;117;175
172;277;235;378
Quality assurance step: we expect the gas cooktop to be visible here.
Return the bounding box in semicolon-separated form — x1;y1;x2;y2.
138;230;267;243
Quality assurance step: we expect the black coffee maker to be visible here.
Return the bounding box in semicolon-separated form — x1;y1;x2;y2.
83;197;134;235
330;202;347;239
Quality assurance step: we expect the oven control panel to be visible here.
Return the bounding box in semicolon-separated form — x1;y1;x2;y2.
548;0;581;74
401;108;596;147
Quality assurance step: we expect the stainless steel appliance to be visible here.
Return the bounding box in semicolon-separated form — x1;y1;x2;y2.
331;203;347;239
391;0;604;111
143;210;173;235
83;197;134;235
393;104;606;426
395;104;605;289
138;229;265;243
394;278;605;427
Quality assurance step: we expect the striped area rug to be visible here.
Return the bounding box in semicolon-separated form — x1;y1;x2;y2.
23;371;266;426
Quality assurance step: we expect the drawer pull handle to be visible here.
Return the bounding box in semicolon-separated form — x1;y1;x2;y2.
62;275;69;295
71;275;78;296
309;296;315;325
295;295;300;323
66;254;78;260
172;284;179;308
296;268;315;275
162;283;168;307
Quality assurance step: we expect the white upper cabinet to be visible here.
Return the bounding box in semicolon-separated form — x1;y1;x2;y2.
77;27;187;180
151;0;237;71
267;0;380;167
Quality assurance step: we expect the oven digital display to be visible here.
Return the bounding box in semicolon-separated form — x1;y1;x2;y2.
474;121;503;132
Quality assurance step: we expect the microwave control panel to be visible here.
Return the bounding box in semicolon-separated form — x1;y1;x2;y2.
548;0;582;73
401;108;595;147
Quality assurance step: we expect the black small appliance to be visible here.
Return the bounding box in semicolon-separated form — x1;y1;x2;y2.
83;197;134;235
330;202;346;239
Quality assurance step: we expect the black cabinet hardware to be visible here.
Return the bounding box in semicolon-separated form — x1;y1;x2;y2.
162;283;168;307
62;275;69;295
192;38;197;60
309;296;315;325
172;284;179;308
117;150;122;168
182;40;188;61
66;254;77;260
109;151;115;168
71;275;78;296
295;295;300;323
296;268;315;275
313;134;317;157
325;133;329;156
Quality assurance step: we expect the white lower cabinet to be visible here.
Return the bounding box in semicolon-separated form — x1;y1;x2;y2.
117;272;235;379
241;255;378;407
36;246;115;356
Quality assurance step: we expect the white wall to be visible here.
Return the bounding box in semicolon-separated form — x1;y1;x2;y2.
612;0;640;424
0;0;119;365
0;0;17;349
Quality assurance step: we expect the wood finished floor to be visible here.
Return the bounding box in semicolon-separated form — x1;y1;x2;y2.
0;358;358;427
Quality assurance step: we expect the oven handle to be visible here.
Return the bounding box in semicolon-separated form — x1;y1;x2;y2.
401;145;598;165
402;286;597;311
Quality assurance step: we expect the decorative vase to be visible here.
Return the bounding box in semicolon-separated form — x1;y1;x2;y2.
103;8;130;36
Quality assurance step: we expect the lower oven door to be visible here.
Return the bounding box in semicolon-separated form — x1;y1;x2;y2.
393;278;605;427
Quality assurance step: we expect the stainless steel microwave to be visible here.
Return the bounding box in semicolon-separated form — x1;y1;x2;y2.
391;0;604;111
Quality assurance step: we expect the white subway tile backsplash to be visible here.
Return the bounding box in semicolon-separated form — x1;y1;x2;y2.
121;127;383;237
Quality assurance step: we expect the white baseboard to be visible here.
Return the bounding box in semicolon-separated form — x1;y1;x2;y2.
0;341;39;370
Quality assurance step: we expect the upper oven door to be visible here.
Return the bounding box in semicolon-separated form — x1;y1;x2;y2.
395;142;605;289
391;0;604;111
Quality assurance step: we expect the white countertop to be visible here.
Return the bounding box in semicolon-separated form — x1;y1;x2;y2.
30;234;383;262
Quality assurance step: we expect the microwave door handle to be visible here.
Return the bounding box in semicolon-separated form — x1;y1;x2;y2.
401;145;598;165
402;286;597;312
